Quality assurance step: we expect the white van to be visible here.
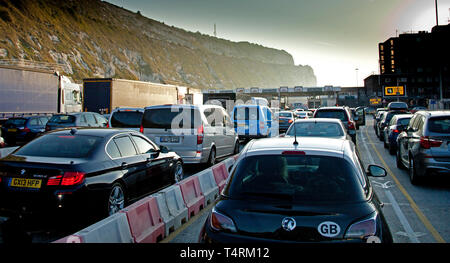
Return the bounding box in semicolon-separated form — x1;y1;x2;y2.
141;104;239;166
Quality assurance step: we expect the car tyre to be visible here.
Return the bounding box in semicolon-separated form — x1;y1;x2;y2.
233;140;240;155
207;147;216;167
173;161;184;183
396;148;405;169
107;182;126;216
409;157;421;185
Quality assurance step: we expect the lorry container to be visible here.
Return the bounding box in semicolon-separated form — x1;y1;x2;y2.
83;78;182;114
0;65;82;118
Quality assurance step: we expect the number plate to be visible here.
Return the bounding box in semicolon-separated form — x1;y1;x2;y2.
8;128;17;132
9;178;42;189
160;136;180;143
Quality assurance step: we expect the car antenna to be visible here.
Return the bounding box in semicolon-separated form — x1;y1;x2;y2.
293;112;298;146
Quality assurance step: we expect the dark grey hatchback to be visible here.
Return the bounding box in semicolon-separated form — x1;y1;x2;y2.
199;137;393;243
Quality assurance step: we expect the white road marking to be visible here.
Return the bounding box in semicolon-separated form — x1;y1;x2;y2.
359;125;421;243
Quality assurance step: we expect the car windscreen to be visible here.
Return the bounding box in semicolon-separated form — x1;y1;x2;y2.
14;134;103;158
142;107;201;129
428;116;450;134
385;112;407;123
225;155;366;204
314;110;348;121
287;122;344;137
4;118;27;126
111;111;143;128
49;115;76;124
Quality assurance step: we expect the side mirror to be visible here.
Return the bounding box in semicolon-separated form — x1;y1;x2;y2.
159;145;170;154
148;148;160;158
367;165;387;177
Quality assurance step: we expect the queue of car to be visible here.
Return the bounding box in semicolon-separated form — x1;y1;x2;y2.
369;102;450;186
5;100;446;243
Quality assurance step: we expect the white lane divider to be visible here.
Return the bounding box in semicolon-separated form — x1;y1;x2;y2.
359;125;420;243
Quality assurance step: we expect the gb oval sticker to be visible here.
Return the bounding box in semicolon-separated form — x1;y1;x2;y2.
318;221;341;237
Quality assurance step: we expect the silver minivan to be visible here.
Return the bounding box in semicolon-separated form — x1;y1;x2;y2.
141;104;239;166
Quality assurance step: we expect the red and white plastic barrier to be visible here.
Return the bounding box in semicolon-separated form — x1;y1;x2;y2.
54;155;238;243
121;196;165;243
178;176;205;219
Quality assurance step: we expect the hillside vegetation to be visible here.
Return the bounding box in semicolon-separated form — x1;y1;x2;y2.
0;0;316;89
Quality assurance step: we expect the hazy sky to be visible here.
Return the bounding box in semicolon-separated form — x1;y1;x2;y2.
106;0;450;87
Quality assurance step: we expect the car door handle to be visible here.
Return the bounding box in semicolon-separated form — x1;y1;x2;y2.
121;162;128;168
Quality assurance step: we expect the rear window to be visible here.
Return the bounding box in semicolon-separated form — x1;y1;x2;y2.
233;107;260;120
111;111;143;128
278;112;292;118
142;107;201;129
14;134;103;158
5;118;27;126
385;112;407;123
287;122;344;137
397;118;412;126
225;155;366;203
428;117;450;134
388;102;408;110
314;110;348;121
49;115;76;124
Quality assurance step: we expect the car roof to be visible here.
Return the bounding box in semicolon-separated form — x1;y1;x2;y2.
47;128;138;137
242;137;350;158
293;118;343;124
112;107;144;112
394;114;413;119
316;106;347;110
416;110;450;117
144;104;223;110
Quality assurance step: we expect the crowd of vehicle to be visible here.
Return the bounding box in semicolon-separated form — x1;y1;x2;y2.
1;98;448;243
373;101;450;185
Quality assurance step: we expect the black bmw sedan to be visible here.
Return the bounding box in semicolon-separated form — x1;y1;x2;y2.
0;128;183;227
199;137;393;243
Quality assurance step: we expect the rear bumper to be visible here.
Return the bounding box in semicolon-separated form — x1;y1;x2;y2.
415;155;450;176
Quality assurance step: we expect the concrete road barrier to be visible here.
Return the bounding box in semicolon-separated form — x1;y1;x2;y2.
155;185;189;237
196;169;219;206
58;213;133;243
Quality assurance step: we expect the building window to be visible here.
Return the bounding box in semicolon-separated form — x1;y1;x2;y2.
391;50;394;55
380;45;384;51
390;39;394;45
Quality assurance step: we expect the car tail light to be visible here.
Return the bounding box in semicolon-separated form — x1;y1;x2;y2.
61;172;85;186
197;125;204;145
47;175;63;186
210;207;237;233
348;121;355;130
106;123;109;128
139;125;144;133
420;136;442;149
345;213;378;239
19;127;31;133
288;119;293;123
47;172;85;186
393;129;399;133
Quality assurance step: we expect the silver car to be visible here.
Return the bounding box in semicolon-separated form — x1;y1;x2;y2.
284;118;351;141
396;111;450;184
141;104;239;166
